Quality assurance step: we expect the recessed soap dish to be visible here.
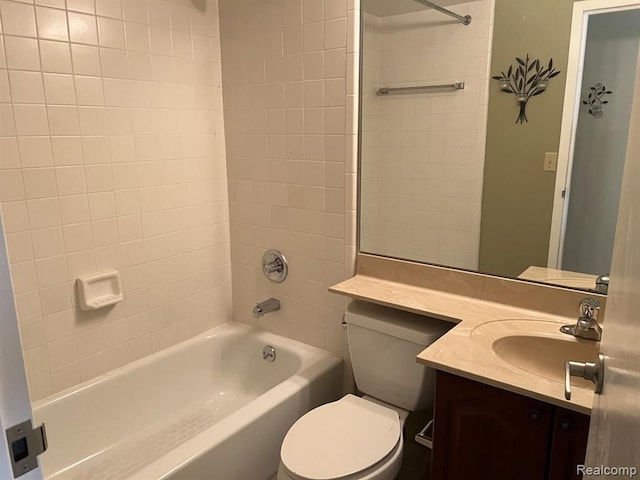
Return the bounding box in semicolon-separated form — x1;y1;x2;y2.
76;270;123;311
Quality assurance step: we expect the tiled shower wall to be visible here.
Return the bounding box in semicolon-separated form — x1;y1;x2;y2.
0;0;231;401
360;0;494;270
219;0;358;359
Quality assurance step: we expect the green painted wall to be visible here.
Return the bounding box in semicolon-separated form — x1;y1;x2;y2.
479;0;581;277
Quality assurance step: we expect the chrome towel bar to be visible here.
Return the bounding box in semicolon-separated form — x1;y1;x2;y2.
377;82;465;96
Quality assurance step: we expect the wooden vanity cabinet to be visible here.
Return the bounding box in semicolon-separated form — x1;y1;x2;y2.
431;371;589;480
547;407;590;480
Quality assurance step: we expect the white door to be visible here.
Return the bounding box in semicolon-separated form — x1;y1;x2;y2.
547;0;640;270
0;212;44;480
583;29;640;477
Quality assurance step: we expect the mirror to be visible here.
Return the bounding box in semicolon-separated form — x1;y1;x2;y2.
359;0;640;292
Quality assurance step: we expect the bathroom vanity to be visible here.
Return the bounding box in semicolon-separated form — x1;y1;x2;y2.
330;254;603;480
431;371;589;480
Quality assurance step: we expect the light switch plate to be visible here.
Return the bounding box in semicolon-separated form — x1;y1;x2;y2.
544;152;558;172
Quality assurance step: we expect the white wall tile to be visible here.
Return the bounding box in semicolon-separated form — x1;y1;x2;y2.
71;44;102;75
50;362;81;392
68;12;98;45
360;4;492;270
48;336;78;369
0;170;25;201
88;191;116;219
1;1;37;37
43;74;77;105
96;0;122;20
24;345;50;378
97;17;125;49
55;166;87;195
13;105;49;135
23;167;58;198
52;137;83;165
219;0;355;357
2;0;232;402
75;76;105;105
0;104;15;136
67;0;95;14
63;222;93;252
9;71;45;104
18;137;54;168
4;36;41;70
27;197;61;228
40;40;73;73
125;22;150;52
0;70;10;103
36;6;69;41
6;232;34;263
48;105;81;135
35;255;68;287
31;227;65;258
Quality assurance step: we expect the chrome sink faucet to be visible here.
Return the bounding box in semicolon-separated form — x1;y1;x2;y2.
595;274;609;294
560;297;602;341
253;298;280;318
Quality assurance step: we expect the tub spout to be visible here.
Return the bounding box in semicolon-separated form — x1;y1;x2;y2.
253;298;280;318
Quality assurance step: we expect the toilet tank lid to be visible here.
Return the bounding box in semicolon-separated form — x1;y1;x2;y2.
345;301;452;345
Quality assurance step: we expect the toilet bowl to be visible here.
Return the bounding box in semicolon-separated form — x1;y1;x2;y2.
277;301;452;480
277;395;406;480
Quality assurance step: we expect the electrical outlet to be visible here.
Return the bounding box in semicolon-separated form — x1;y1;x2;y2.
544;152;558;172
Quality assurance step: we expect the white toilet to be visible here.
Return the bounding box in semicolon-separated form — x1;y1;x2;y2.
277;301;451;480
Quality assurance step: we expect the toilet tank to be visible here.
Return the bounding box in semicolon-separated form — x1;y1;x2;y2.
345;301;452;411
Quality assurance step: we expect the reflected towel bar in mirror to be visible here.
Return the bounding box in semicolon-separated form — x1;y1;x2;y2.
377;82;465;96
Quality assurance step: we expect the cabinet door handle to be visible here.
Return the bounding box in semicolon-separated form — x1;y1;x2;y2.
560;420;571;431
529;410;542;421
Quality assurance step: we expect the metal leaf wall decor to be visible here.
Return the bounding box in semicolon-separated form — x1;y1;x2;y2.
492;54;561;124
583;83;612;118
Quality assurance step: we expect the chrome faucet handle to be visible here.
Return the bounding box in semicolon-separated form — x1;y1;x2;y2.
564;354;604;400
262;250;288;283
263;259;283;274
578;297;600;320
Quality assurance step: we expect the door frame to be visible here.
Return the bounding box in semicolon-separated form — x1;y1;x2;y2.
0;212;42;480
547;0;640;268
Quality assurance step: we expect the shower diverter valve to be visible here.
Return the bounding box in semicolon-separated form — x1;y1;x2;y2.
262;249;288;283
76;270;124;310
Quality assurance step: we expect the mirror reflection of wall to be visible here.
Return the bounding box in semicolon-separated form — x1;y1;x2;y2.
360;0;493;270
359;0;640;293
479;0;575;278
560;10;640;276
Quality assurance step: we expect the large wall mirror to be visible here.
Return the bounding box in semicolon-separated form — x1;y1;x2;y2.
359;0;640;293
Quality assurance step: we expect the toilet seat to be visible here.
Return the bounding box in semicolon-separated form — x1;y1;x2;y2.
280;395;402;480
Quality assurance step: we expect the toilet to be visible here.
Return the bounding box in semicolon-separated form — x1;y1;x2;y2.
277;301;452;480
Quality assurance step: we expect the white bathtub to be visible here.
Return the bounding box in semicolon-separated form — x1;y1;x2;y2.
33;323;343;480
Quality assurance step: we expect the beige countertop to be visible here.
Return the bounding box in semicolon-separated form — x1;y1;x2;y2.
518;266;598;291
330;274;597;415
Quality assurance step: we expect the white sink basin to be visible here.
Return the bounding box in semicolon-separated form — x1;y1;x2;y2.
472;319;600;387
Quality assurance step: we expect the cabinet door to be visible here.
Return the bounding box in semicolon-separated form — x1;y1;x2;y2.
547;407;590;480
432;371;552;480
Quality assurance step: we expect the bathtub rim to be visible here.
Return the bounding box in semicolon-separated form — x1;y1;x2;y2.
32;321;338;410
